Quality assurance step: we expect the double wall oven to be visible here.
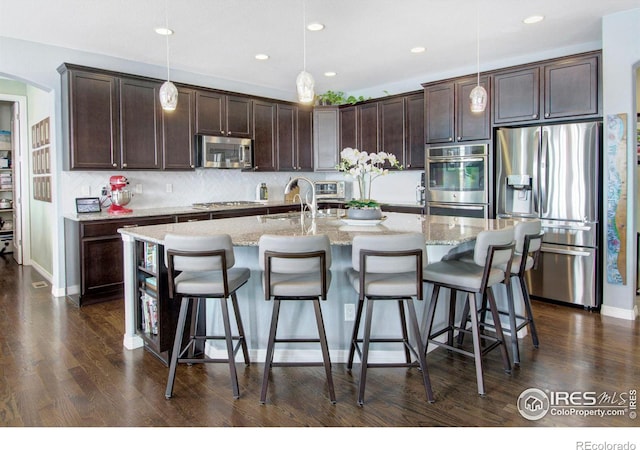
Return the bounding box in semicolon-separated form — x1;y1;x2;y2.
425;143;489;218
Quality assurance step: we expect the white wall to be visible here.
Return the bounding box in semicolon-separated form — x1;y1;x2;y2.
601;8;640;319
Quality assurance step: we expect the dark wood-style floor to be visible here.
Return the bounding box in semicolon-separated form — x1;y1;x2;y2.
1;257;639;430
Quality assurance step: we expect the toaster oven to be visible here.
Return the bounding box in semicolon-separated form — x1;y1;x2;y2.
314;180;345;199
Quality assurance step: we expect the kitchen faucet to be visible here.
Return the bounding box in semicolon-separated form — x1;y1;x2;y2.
285;177;317;219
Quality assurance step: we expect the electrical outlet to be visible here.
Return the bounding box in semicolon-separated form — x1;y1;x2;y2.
344;304;356;321
101;186;109;196
166;183;173;193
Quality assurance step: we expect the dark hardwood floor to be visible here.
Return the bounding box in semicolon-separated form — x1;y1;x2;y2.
1;258;639;435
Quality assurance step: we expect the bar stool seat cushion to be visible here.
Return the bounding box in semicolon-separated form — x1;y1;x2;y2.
456;253;533;274
266;271;332;297
174;267;250;296
423;260;506;290
347;269;419;297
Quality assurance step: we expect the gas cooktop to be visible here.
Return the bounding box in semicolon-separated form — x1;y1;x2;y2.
191;201;263;210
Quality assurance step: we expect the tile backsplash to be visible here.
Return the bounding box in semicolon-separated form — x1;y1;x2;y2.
61;168;422;214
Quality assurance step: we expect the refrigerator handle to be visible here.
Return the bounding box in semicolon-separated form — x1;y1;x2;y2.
539;127;549;216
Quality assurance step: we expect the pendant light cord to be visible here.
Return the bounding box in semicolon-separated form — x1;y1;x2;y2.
475;0;480;86
302;1;307;71
165;0;171;82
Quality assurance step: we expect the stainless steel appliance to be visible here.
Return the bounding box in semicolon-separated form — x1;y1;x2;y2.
314;180;346;200
425;143;489;218
200;135;253;169
495;122;601;308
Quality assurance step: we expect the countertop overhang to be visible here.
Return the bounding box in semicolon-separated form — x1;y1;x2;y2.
118;211;518;247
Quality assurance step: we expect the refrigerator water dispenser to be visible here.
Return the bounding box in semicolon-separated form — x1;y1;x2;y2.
506;174;533;215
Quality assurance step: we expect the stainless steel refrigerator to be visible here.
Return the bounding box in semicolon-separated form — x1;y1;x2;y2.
495;122;601;308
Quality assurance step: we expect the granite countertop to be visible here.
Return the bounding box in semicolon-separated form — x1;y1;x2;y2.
64;200;424;222
118;211;517;247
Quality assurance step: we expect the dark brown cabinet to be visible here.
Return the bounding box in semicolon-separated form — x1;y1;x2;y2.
252;100;277;172
162;87;196;170
313;107;340;171
276;104;313;171
195;91;252;138
296;107;314;171
405;93;425;169
357;102;380;152
60;67;119;170
424;75;490;144
339;106;357;150
543;54;599;120
379;97;405;164
119;78;162;170
492;52;600;125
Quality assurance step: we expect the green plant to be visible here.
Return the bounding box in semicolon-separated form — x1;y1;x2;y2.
316;91;371;106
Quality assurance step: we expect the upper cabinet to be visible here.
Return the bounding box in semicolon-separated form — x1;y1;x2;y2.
424;75;490;144
59;64;195;171
252;100;277;172
313;107;340;172
492;52;600;125
195;91;252;138
277;105;313;172
405;93;425;169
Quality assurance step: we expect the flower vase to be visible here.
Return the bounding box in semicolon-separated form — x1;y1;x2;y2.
346;206;383;220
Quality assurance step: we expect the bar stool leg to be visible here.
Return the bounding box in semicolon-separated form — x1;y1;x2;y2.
456;295;470;346
520;276;540;348
486;288;512;374
357;297;375;406
397;300;412;364
447;289;456;347
468;292;486;396
230;292;250;365
312;299;336;404
260;299;281;404
165;297;190;399
423;285;440;354
505;278;521;366
220;296;240;399
406;299;435;403
347;297;365;371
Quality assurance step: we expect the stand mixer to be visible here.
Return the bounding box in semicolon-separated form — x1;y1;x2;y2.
107;175;133;215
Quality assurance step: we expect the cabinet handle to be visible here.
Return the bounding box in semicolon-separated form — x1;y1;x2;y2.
122;163;128;168
448;137;453;142
545;113;550;118
227;131;232;135
457;136;461;140
190;165;195;168
407;164;411;168
112;163;117;167
533;114;538;119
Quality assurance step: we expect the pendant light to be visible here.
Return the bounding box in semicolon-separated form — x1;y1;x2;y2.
296;0;315;103
159;0;178;111
469;1;487;113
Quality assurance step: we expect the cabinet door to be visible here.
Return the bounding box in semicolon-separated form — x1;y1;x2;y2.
339;106;357;149
162;87;195;170
425;82;455;144
119;78;162;169
493;67;540;124
313;107;339;171
65;70;120;169
357;102;380;152
296;107;314;171
81;236;124;299
543;55;599;119
456;76;490;141
405;93;425;169
195;90;225;135
276;104;296;171
379;97;405;166
253;100;276;171
226;95;252;138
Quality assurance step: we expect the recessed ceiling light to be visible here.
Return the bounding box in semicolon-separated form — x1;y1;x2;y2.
411;46;426;54
523;15;544;24
154;27;174;36
307;22;325;31
255;54;269;61
324;71;337;77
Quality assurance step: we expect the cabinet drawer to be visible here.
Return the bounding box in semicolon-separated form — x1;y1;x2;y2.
81;216;173;238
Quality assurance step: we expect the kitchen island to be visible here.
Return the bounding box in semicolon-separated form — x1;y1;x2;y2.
118;211;519;363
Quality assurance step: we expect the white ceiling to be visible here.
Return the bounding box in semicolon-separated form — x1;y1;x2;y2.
1;0;639;101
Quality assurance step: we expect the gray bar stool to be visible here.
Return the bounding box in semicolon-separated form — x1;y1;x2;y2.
422;227;515;396
258;234;335;404
346;233;434;406
164;234;250;400
456;220;543;366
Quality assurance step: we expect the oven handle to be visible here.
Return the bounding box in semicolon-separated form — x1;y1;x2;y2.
429;203;485;211
426;157;485;163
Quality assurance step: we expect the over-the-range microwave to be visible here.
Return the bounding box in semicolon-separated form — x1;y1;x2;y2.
200;135;253;169
314;180;346;199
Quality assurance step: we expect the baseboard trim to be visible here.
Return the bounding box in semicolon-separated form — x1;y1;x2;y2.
600;304;638;321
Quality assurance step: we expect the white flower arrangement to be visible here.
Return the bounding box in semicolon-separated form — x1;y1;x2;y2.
336;147;402;208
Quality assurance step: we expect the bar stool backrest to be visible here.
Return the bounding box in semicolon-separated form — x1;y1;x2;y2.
473;227;515;267
514;220;542;254
164;234;235;272
258;234;332;274
351;233;426;274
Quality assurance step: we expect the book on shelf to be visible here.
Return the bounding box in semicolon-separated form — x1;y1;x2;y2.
144;242;157;272
144;276;157;292
140;293;158;335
